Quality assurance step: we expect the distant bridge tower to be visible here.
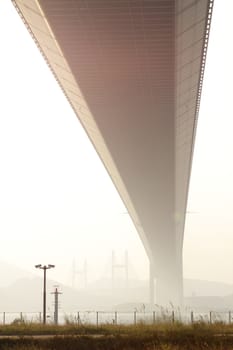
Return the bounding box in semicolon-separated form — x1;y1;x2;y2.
72;259;87;289
112;250;129;289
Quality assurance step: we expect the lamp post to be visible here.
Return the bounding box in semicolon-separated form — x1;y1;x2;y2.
35;264;55;324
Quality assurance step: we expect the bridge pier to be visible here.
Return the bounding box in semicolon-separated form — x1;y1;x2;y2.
149;263;155;307
150;255;183;307
156;273;183;307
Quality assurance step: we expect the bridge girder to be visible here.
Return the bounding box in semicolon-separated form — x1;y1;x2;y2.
13;0;214;305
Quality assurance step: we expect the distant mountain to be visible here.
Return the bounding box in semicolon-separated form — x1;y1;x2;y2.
0;260;34;287
88;277;233;298
1;260;233;313
0;277;127;312
1;277;233;314
184;279;233;297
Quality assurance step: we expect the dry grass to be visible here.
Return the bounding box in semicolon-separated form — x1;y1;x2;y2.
0;322;233;349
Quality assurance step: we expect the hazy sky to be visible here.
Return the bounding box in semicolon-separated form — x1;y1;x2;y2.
0;0;233;287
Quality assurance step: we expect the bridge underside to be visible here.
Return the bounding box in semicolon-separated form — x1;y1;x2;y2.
13;0;213;305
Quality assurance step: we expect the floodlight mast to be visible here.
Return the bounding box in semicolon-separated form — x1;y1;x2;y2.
35;264;55;324
35;264;42;268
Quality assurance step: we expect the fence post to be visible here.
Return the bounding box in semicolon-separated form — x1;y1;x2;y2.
134;311;137;325
77;312;80;326
153;311;155;324
20;312;23;322
209;311;212;324
191;311;194;324
96;311;99;327
172;310;175;324
3;312;5;325
115;311;117;325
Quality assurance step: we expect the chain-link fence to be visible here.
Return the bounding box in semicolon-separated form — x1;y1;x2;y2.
1;310;233;326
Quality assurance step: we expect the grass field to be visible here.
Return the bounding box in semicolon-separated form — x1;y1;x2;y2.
1;322;233;349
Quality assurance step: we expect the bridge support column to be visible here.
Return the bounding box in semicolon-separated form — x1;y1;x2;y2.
155;259;183;307
149;263;155;307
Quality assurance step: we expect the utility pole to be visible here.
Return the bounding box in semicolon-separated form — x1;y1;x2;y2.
35;264;55;324
51;286;62;325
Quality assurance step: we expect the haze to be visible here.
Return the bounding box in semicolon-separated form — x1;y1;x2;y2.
0;0;233;290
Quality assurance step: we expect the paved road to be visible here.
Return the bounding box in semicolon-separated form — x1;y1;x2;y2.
0;334;109;339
